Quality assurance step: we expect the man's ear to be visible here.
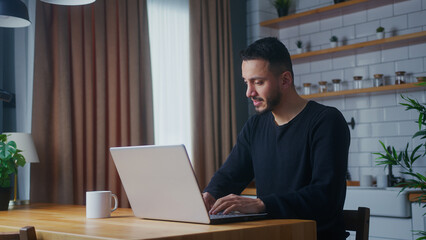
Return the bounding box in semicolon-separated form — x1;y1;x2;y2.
280;71;293;89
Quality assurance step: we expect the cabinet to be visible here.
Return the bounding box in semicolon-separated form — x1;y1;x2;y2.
259;0;426;100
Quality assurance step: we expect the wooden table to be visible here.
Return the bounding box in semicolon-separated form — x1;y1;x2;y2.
0;204;316;240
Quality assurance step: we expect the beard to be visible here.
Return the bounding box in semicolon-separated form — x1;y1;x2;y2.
252;90;281;114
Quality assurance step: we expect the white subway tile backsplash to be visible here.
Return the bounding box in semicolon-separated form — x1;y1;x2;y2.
396;90;426;104
293;62;311;75
351;124;371;138
394;0;422;15
279;25;299;39
371;122;399;137
367;5;393;21
343;11;367;26
321;97;345;110
384;106;415;121
349;153;372;167
399;120;419;136
408;10;426;28
341;110;358;124
368;62;395;79
311;59;332;73
331;26;356;41
345;95;370;110
320;16;343;31
384;136;413;151
423;0;426;9
380;15;408;35
300;21;320;35
409;43;426;58
320;70;345;84
370;93;397;108
381;46;409;62
395;58;424;74
309;30;332;46
359;138;383;152
344;66;369;81
358;108;385;123
356;51;381;66
332;55;356;70
349;138;360;153
355;20;379;38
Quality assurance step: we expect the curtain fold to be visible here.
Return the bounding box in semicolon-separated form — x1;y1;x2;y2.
31;0;154;207
189;0;237;189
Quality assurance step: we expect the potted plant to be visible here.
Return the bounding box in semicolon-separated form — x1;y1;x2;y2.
272;0;290;17
0;134;26;210
374;95;425;240
376;26;385;39
296;40;303;54
330;36;338;48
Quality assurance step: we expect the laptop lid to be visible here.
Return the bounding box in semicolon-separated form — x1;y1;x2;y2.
110;144;211;224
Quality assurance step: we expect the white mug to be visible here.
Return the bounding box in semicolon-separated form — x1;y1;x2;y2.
360;175;373;187
376;175;388;188
86;191;118;218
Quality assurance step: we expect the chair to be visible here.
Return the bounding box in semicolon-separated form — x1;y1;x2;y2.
0;226;36;240
343;207;370;240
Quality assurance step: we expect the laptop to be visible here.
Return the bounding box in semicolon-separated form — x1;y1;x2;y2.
110;144;267;224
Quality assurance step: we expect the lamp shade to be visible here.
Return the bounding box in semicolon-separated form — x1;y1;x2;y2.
4;133;39;164
40;0;96;6
0;0;30;28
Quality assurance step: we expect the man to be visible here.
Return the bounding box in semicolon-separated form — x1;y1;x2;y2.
202;37;350;240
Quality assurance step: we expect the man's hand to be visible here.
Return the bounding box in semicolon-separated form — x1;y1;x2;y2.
209;194;265;215
202;192;216;212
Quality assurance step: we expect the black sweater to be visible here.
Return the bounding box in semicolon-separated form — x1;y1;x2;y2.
204;101;350;240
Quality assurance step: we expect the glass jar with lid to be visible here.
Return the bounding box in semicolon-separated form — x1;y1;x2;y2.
395;71;406;84
373;74;384;87
318;81;327;93
332;79;341;92
303;83;311;95
353;76;363;89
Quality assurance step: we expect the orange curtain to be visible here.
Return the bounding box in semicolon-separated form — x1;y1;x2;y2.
189;0;237;189
31;0;153;207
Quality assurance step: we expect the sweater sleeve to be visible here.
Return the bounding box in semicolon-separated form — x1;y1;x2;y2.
204;118;255;199
259;108;349;227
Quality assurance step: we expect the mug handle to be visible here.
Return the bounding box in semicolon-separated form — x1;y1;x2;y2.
111;193;118;212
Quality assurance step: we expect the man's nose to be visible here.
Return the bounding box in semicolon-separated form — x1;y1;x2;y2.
246;84;256;98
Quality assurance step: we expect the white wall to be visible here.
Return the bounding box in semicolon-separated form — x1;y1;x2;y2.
247;0;426;182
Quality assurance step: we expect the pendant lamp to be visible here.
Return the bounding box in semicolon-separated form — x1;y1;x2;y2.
0;0;31;28
40;0;96;5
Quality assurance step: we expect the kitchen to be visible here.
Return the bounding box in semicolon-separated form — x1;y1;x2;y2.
0;0;425;239
246;0;425;239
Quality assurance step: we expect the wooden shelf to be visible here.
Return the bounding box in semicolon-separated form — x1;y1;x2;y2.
260;0;397;29
291;31;426;62
301;82;425;99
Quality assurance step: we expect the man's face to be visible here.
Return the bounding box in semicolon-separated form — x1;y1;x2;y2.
242;59;282;114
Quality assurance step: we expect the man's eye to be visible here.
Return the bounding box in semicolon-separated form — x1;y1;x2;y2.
255;81;263;85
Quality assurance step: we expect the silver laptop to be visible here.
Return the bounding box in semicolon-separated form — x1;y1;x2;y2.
110;144;267;224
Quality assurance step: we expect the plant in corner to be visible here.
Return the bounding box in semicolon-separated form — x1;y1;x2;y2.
376;26;385;39
330;36;338;48
374;95;426;240
0;134;26;210
272;0;290;17
296;40;303;54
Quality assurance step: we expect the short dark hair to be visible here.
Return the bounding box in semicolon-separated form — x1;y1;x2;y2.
240;37;294;79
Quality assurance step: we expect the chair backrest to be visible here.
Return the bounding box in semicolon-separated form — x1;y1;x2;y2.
343;207;370;240
0;226;36;240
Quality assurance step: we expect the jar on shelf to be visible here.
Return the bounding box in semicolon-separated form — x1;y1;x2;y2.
353;76;363;89
332;79;342;92
318;81;327;93
303;83;312;95
395;71;406;84
373;74;384;87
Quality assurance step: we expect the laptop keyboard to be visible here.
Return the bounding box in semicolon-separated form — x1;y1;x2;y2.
209;212;246;219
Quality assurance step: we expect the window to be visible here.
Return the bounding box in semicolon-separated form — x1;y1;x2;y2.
147;0;192;158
